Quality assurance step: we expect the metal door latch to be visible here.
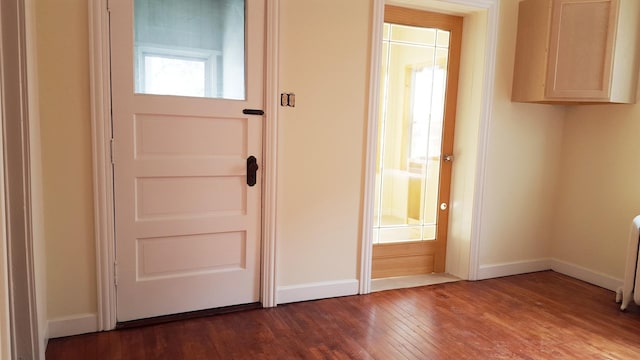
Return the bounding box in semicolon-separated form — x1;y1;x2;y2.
247;156;259;186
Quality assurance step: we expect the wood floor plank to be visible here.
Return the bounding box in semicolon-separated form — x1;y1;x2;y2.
46;271;640;359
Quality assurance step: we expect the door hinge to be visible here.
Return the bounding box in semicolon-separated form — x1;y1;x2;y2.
114;261;118;287
106;0;112;12
110;138;115;164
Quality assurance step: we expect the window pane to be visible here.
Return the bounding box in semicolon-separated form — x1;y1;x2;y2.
134;0;245;99
374;22;450;243
390;24;436;46
378;226;422;244
436;30;450;48
143;55;206;97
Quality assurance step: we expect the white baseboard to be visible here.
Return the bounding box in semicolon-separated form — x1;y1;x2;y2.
277;279;359;305
48;313;98;339
476;257;623;292
477;259;552;280
550;259;623;292
40;321;49;359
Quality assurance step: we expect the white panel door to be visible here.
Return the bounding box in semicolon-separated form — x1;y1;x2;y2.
110;0;265;322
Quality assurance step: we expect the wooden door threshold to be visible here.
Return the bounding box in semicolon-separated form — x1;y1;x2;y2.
116;302;262;329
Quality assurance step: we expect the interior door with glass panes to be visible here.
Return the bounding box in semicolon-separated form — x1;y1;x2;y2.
110;0;265;322
371;6;462;279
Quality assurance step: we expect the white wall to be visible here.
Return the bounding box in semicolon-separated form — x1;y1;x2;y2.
35;0;97;323
479;0;640;289
476;0;566;277
276;0;371;297
446;9;487;279
551;103;640;282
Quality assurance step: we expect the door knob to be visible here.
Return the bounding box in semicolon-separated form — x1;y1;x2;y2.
247;156;259;186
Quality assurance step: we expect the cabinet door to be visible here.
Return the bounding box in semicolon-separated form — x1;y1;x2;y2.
546;0;618;100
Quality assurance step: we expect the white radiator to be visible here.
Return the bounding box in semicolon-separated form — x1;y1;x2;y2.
616;215;640;310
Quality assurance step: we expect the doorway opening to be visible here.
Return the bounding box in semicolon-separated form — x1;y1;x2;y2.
371;6;463;279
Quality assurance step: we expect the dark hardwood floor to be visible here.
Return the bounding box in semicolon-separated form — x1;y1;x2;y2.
46;271;640;359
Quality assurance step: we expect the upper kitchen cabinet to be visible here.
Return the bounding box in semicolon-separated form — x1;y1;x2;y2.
512;0;640;104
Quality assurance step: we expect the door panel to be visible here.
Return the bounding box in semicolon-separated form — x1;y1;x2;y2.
136;231;246;280
110;0;264;322
372;6;462;278
134;114;248;156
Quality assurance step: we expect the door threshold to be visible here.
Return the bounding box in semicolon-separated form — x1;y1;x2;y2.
116;302;262;330
371;273;460;292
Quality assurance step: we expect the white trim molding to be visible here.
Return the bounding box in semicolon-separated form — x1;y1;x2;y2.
88;0;117;332
0;23;13;360
451;0;501;281
277;280;359;305
550;259;623;292
359;0;384;296
476;258;624;292
359;0;501;292
261;0;280;309
89;0;280;329
1;0;44;357
477;259;552;280
48;314;98;339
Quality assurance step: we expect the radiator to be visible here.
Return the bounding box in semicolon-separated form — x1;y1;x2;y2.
616;215;640;310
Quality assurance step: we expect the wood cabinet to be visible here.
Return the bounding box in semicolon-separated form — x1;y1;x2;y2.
512;0;640;104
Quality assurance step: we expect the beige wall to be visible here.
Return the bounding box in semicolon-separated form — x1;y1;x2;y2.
276;0;371;286
477;0;565;267
35;0;97;319
446;9;486;279
552;103;640;279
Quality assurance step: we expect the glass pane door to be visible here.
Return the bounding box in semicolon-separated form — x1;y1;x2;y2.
134;0;245;99
373;23;450;244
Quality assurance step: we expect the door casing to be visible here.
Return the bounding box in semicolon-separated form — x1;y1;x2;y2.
371;6;464;278
0;0;43;356
89;0;281;330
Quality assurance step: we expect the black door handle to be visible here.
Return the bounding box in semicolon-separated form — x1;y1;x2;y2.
247;156;259;186
243;109;264;115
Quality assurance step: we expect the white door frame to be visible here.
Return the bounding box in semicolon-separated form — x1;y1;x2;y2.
359;0;500;293
0;0;42;356
0;16;14;359
89;0;280;331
